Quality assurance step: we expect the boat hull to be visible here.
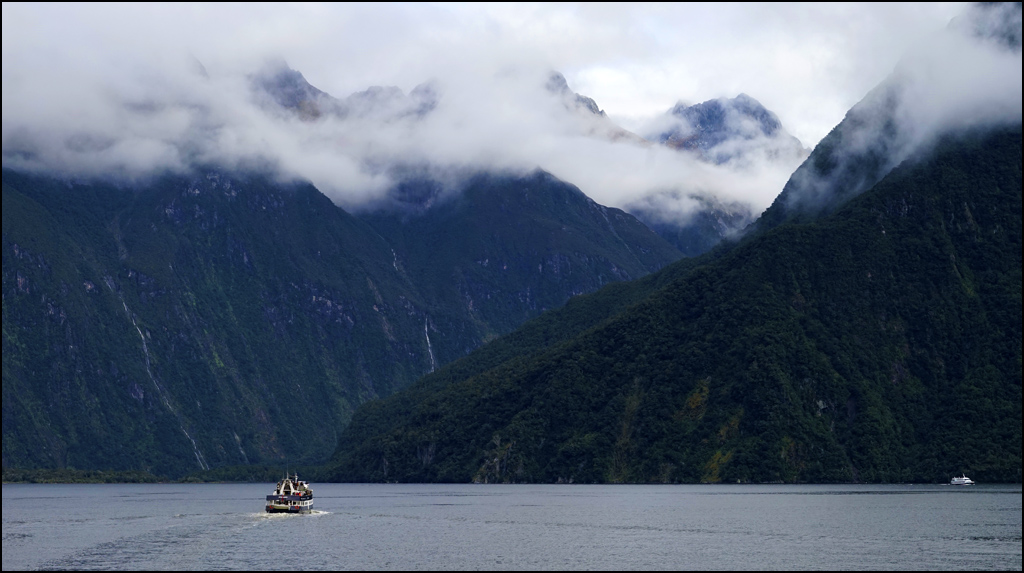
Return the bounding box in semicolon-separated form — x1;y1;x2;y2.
265;504;313;514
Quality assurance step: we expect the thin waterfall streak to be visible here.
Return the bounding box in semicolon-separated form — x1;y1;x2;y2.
118;296;209;470
424;317;436;373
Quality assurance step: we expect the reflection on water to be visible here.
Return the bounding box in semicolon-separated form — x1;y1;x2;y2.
3;483;1021;570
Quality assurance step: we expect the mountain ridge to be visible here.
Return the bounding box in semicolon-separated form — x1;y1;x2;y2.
326;123;1022;484
2;165;681;476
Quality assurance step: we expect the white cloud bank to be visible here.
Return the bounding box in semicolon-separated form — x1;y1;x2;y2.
4;3;1016;222
780;2;1022;212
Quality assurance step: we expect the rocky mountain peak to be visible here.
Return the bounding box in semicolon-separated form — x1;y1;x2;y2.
662;94;786;152
546;71;606;117
250;60;334;119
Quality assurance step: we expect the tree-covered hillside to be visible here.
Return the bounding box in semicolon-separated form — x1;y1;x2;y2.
359;171;682;341
2;169;679;477
327;125;1022;484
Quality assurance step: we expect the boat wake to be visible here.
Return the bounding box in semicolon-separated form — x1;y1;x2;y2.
251;509;330;520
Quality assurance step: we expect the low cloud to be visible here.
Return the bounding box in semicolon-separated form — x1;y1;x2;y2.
895;5;1022;153
4;3;1013;225
1;47;802;220
782;3;1022;212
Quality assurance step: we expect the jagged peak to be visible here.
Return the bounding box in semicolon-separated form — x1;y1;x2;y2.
546;71;606;117
545;71;572;95
652;93;804;166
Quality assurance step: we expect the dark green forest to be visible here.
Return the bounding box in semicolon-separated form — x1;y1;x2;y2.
327;125;1023;484
2;169;678;477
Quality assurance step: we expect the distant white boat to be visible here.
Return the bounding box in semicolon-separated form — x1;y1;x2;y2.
950;474;975;485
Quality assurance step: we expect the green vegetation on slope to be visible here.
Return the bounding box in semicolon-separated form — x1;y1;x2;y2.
328;125;1022;484
2;171;432;476
359;171;682;342
2;169;680;477
2;467;163;484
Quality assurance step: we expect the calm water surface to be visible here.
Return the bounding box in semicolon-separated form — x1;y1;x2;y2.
2;483;1020;570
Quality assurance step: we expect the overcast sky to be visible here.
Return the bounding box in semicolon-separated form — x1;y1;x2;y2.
7;2;1018;218
2;3;968;145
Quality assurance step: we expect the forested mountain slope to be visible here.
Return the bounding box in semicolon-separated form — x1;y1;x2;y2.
2;169;679;477
328;125;1022;483
359;171;681;341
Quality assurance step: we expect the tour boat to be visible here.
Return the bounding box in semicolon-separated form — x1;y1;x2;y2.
265;473;314;513
950;474;975;485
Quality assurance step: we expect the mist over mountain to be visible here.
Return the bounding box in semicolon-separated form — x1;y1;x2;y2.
328;123;1022;485
625;192;755;258
251;60;438;122
759;2;1022;230
245;61;801;257
625;94;809;255
544;72;648;145
2;3;1020;481
2;55;690;476
246;63;753;257
326;4;1022;484
1;50;804;230
627;3;1021;253
648;94;807;166
545;72;605;118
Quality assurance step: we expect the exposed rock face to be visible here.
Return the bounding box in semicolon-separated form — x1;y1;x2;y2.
251;61;334;118
545;72;606;118
250;60;437;122
652;94;807;165
622;95;808;256
545;71;650;144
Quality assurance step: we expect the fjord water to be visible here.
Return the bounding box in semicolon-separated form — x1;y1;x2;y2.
2;483;1020;570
